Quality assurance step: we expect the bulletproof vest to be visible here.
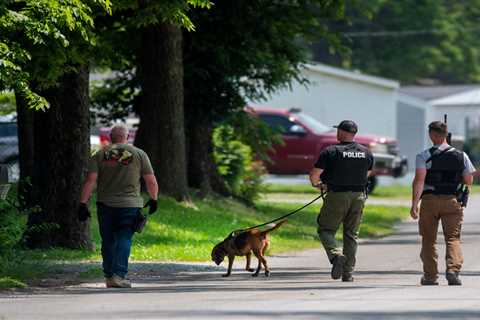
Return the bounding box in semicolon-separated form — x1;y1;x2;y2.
321;143;370;187
425;147;464;194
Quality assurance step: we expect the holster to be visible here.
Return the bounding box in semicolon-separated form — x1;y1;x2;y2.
456;185;469;208
132;210;147;233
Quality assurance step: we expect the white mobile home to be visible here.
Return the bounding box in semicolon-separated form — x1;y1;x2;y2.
255;63;399;138
398;85;480;168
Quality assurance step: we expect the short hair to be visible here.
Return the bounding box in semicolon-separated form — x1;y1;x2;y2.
110;124;129;143
428;121;448;136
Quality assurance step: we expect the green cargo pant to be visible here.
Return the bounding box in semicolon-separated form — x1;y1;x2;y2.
317;191;366;273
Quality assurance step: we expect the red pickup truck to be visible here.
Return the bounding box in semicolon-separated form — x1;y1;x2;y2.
249;106;407;188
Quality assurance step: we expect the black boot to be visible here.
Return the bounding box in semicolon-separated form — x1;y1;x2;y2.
420;276;439;286
342;272;354;282
331;255;346;280
446;272;462;286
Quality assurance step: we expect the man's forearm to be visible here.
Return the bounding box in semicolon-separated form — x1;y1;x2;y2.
463;174;473;186
411;180;424;208
80;181;96;204
146;180;158;200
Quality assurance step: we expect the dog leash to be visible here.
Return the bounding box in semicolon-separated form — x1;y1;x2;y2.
231;190;326;235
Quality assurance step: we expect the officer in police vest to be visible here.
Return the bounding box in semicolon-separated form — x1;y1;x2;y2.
310;120;374;282
411;121;475;286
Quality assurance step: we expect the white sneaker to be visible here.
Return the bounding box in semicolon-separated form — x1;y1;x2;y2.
107;275;132;288
105;277;115;288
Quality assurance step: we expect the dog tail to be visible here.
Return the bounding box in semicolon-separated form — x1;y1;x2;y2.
261;219;287;234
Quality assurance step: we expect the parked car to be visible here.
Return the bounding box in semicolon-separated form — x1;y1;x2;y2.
0;114;19;182
248;106;408;191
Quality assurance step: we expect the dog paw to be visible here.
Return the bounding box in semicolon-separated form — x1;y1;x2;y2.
222;273;231;277
246;268;255;272
265;271;270;277
252;273;259;277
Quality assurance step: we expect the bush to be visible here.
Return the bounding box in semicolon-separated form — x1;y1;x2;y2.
213;125;266;204
0;198;27;253
0;91;16;116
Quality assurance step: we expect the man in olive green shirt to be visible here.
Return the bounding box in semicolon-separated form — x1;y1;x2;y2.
79;124;158;288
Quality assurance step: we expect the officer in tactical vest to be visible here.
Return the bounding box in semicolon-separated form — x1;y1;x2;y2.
310;120;374;282
411;121;475;286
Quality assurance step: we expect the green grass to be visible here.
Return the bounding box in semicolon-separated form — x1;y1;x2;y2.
23;196;407;261
0;194;408;287
0;277;27;289
264;183;319;194
264;183;480;199
369;184;411;198
264;183;412;198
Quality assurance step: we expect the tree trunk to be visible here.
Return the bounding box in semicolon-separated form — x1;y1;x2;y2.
24;65;92;249
135;23;190;201
185;112;230;197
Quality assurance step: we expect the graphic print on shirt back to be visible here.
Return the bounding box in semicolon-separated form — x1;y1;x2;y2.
103;146;134;166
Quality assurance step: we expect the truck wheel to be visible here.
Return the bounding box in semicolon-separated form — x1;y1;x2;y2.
367;176;377;194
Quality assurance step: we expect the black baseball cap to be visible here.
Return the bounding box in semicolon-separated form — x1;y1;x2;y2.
334;120;358;134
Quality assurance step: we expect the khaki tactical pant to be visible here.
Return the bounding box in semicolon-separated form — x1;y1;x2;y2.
317;191;366;273
419;194;464;281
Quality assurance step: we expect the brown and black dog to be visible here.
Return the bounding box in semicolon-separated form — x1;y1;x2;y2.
211;220;287;277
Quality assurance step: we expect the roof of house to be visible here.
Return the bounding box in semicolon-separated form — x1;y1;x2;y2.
305;63;399;90
399;85;480;101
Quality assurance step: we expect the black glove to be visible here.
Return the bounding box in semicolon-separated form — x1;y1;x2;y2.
144;199;157;215
78;203;91;221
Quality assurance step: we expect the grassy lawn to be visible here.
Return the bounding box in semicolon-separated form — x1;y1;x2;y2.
0;193;409;288
264;183;412;198
265;183;480;198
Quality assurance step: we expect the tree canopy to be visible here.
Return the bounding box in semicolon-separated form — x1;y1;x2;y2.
0;0;112;109
312;0;480;84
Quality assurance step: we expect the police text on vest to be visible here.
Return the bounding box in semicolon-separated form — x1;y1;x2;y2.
342;151;366;158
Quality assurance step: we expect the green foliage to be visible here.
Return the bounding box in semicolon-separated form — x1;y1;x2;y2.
213;124;266;204
314;0;480;83
112;0;211;30
0;91;15;115
90;0;213;124
464;138;480;167
0;0;111;110
226;111;283;162
0;199;27;253
184;0;347;122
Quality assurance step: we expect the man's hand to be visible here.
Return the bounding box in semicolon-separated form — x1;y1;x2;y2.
410;205;419;220
144;199;158;215
78;203;91;221
312;180;326;190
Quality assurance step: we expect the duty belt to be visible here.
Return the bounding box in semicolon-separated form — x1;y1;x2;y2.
328;185;365;192
421;190;456;196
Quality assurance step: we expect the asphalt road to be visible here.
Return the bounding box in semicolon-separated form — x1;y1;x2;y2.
2;196;480;320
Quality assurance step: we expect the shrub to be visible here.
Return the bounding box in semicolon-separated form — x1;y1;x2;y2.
0;92;16;116
0;197;27;253
213;125;266;204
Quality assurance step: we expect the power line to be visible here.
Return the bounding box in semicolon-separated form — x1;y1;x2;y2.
343;26;480;38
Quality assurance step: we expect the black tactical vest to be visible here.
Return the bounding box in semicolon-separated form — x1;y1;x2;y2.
425;147;464;195
321;142;371;190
